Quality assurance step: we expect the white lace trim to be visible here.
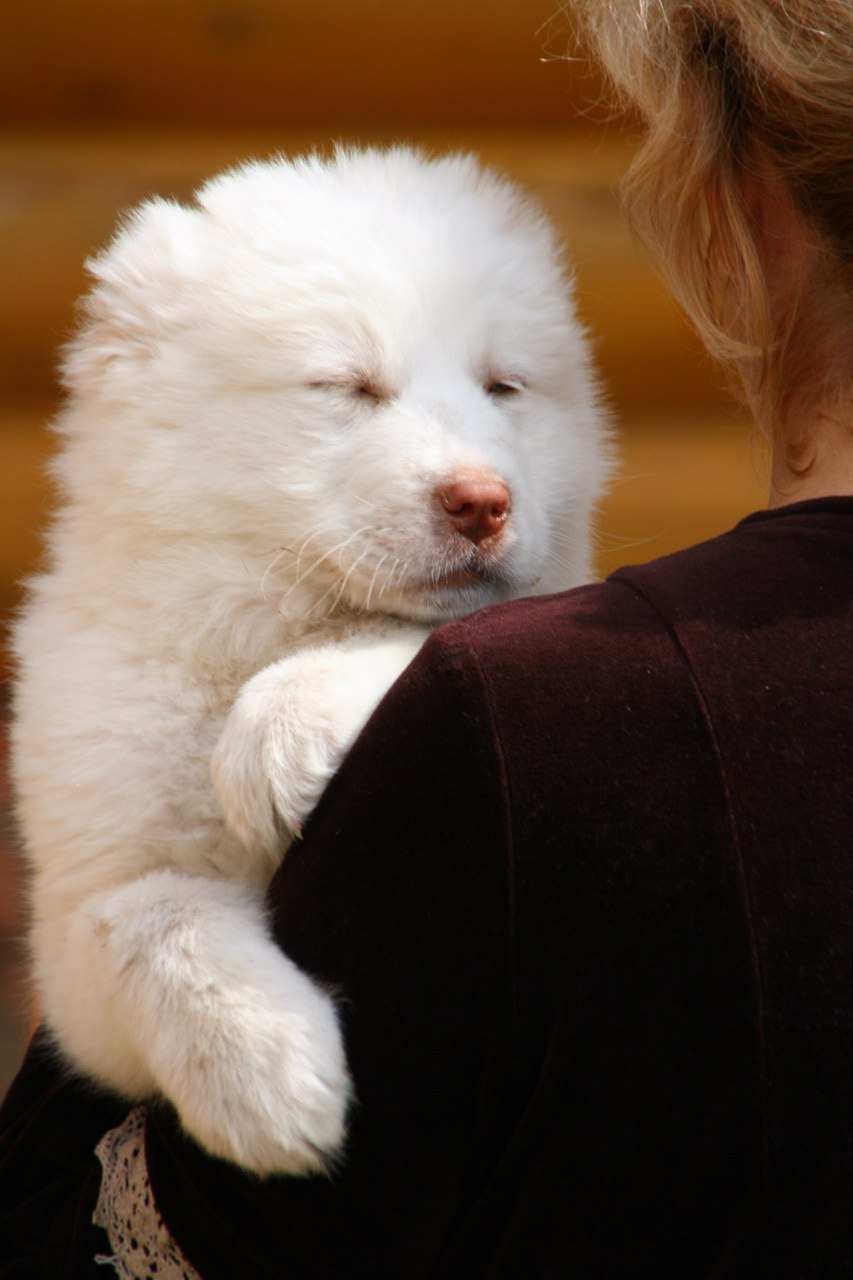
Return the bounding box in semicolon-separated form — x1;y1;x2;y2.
93;1105;201;1279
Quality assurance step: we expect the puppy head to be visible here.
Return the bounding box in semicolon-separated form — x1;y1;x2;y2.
59;147;612;624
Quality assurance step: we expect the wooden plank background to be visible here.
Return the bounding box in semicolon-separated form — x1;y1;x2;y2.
3;0;610;129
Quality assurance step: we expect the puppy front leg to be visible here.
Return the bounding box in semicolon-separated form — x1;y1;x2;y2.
213;626;428;853
36;870;350;1175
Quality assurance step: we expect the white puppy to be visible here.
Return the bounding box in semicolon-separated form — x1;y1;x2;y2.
12;147;611;1175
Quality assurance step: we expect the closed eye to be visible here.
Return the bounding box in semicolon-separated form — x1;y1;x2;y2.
486;377;526;397
354;381;384;402
310;379;389;403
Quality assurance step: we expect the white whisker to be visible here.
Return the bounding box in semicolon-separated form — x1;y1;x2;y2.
259;546;293;601
275;525;372;614
291;520;340;580
340;485;377;509
380;557;403;598
316;546;373;617
364;552;390;612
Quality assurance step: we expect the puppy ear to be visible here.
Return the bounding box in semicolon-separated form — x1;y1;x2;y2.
62;197;205;395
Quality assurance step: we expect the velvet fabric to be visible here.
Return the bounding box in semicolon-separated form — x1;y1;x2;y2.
2;498;852;1277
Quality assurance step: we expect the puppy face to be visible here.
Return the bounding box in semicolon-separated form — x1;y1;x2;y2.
60;148;610;624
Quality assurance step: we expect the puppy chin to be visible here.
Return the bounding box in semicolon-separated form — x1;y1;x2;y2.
369;575;517;625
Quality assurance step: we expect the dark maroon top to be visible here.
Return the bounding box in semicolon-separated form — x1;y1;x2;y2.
2;498;852;1278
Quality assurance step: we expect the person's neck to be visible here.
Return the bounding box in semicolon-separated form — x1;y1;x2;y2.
769;456;853;507
764;396;853;508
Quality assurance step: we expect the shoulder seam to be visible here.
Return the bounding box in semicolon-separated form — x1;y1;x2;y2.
451;620;520;1066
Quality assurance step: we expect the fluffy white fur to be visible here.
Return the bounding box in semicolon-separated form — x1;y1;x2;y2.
12;147;611;1175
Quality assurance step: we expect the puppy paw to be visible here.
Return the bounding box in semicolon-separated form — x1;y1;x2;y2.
74;871;353;1178
160;954;352;1176
212;639;419;856
212;664;352;855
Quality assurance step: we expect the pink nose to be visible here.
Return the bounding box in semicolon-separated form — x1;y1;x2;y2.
437;474;511;545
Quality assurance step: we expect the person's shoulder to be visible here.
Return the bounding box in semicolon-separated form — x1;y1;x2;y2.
611;496;853;625
424;575;683;716
450;577;664;657
407;496;853;717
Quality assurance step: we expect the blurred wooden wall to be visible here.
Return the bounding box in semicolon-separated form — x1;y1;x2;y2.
0;0;767;654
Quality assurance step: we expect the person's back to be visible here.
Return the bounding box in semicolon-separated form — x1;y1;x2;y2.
139;497;852;1277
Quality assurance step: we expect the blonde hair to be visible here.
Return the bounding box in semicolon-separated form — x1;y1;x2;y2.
572;0;853;425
